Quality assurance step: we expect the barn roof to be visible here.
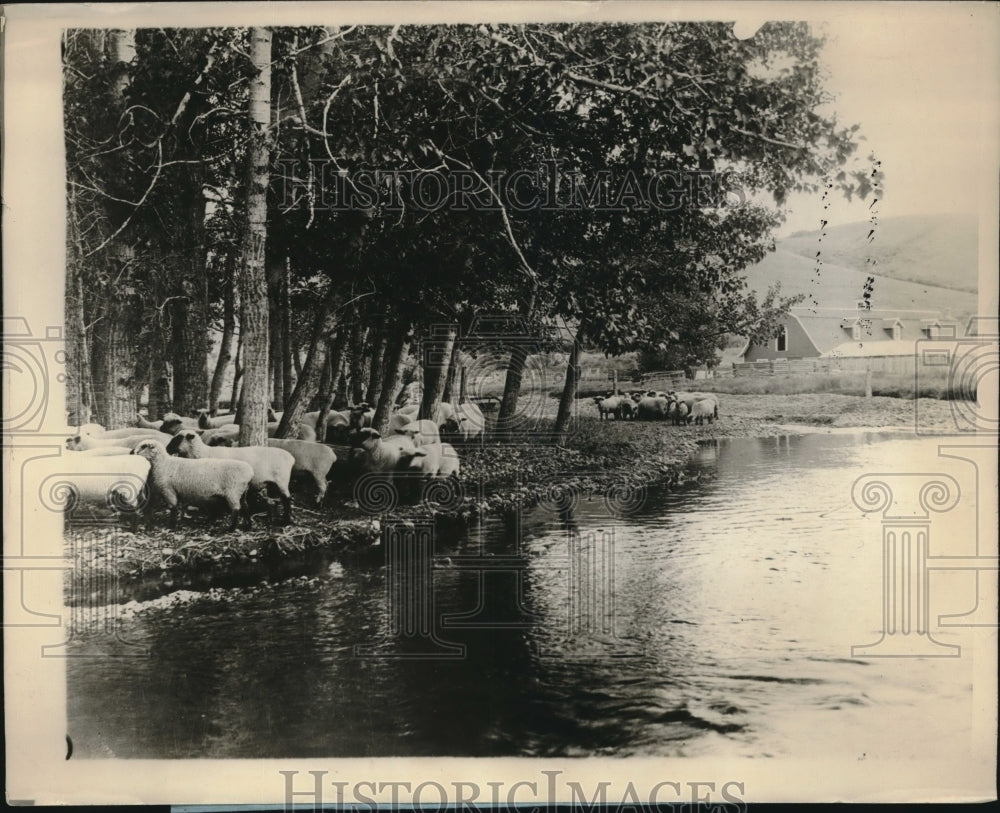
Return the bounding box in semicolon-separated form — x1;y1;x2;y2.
787;307;955;356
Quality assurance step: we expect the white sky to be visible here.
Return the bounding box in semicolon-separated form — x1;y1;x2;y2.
775;7;999;236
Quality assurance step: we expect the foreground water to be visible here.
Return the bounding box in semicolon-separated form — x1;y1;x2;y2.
67;432;982;759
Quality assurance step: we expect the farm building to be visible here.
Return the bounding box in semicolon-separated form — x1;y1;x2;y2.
742;304;961;363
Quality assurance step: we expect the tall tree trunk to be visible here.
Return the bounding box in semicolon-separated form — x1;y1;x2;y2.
171;277;209;415
441;342;461;404
146;337;171;420
372;324;411;436
267;251;285;409
208;258;236;414
553;334;581;445
348;318;367;405
238;27;273;447
459;365;469;403
365;316;389;405
419;324;457;421
311;352;334;412
281;257;294;406
65;188;94;425
228;329;243;413
315;328;351;441
496;344;529;434
277;287;339;438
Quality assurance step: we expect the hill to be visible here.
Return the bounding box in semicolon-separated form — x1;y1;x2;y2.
780;213;978;293
743;214;978;321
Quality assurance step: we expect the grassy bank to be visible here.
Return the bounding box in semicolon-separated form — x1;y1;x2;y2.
65;391;964;601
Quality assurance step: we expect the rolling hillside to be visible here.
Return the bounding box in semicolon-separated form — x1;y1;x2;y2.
744;214;978;320
781;213;978;293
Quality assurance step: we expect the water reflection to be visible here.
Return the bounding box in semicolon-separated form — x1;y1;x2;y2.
68;432;979;760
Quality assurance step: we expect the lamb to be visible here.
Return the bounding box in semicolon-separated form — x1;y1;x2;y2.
66;433;155;451
439;402;485;442
265;438;337;505
166;430;295;525
130;438;254;531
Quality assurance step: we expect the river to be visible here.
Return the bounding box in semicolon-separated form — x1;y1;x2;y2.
67;431;983;761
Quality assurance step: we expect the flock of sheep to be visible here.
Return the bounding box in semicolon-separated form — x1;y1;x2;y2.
60;390;484;532
594;390;721;424
58;383;719;532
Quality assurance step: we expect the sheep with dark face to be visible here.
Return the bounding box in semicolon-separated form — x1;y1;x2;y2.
166;430;295;525
635;395;669;421
439;402;485;443
131;439;254;531
197;411;237;430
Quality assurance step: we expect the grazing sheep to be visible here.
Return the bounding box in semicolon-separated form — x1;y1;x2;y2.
352;428;417;474
197;411;237;430
394;419;441;447
440;402;485;442
689;398;717;425
166;430;295;525
265;438;337;505
66;433;155;452
201;424;240;446
635;395;669;421
131;439;254;531
159;414;200;435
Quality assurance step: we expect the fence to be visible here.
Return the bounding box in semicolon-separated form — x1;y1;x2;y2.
732;355;918;377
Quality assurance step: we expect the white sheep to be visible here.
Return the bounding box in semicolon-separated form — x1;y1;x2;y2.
135;415;164;430
166;430;295;525
395;418;441;447
66;433;155;451
131;439;254;531
159;414;200;435
265;438;337;505
81;426;164;440
72;446;133;457
353;428;417;473
40;452;150;520
689;397;718;425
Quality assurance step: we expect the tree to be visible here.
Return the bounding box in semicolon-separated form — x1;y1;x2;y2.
237;27;273;446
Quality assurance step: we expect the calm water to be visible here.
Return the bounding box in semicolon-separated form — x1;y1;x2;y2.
67;432;981;759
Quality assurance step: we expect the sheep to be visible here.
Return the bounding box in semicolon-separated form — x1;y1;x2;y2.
689;398;717;425
131;438;254;531
45;452;150;521
81;426;164;440
635;395;669;421
265;438;337;505
395;419;441;447
439;402;485;443
201;424;240;446
395;440;461;501
348;404;376;431
352;428;417;474
166;430;295;525
66;433;155;452
437;442;461;478
159;414;200;435
135;416;164;430
397;401;456;424
667;399;690;426
72;446;133;457
594;394;634;421
197;411;237;430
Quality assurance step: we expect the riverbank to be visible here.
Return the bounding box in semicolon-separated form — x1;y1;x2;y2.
64;392;964;601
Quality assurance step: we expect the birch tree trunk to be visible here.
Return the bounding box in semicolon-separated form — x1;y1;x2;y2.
238;26;273;447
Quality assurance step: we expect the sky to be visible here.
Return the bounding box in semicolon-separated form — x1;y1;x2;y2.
771;7;998;237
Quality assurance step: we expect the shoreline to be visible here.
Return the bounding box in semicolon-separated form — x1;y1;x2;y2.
64;392;965;604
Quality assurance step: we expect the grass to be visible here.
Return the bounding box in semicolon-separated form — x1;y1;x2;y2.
697;368;963;400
